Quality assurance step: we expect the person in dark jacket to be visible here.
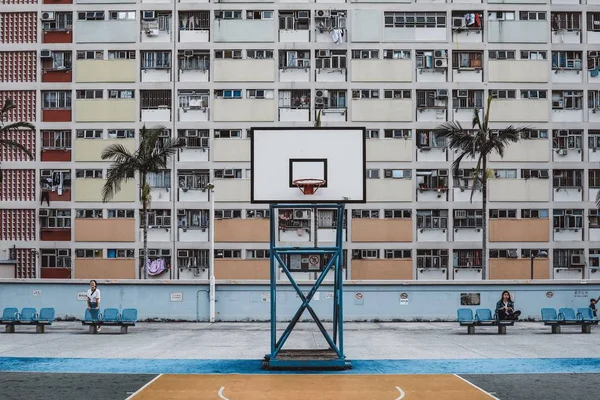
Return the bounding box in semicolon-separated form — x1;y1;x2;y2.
589;296;600;318
496;290;522;320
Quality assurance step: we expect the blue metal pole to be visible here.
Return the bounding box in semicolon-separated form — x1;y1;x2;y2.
269;204;276;356
336;204;346;357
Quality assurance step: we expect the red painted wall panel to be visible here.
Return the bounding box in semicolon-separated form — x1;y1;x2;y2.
42;31;72;44
47;189;71;202
43;0;71;4
41;149;71;162
42;70;72;83
40;229;71;242
42;109;71;122
41;268;71;279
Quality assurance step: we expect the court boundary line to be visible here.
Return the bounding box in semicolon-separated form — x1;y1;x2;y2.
125;373;163;400
453;374;500;400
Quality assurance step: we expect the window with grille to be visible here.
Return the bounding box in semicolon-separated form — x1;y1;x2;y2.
215;250;242;258
453;210;483;228
417;249;448;268
417;210;448;229
384;250;411;259
278;11;310;30
553;169;582;188
553;209;583;229
42;130;71;150
351;209;379;219
40;209;71;229
384;209;411;219
453;90;484;108
107;209;135;218
489;209;517;219
41;249;71;268
42;91;72;109
417;131;446;148
452;51;483;69
178;209;208;228
454;249;482;267
146;210;172;228
384;12;446;28
315;50;346;69
42;12;73;31
75;209;103;218
552;130;582;150
521;209;549;219
146;171;171;188
352;50;379;59
553;249;584;268
551;12;581;31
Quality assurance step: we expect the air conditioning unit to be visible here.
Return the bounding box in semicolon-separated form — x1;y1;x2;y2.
452;17;466;28
315;90;328;98
434;58;448;68
558;149;568;156
178;250;189;258
434;50;447;58
187;130;198;137
297;11;309;19
142;11;156;20
436;89;449;98
294;210;311;220
570;254;585;266
315;97;324;105
318;49;330;57
316;10;330;18
223;169;235;177
40;50;53;59
183;50;193;57
39;209;49;217
458;90;468;97
41;12;55;21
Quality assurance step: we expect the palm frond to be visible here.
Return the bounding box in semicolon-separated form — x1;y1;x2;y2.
0;99;16;123
0;139;34;160
596;190;600;210
472;107;483;131
1;121;36;133
145;137;185;173
102;161;137;203
482;94;493;131
101;143;137;164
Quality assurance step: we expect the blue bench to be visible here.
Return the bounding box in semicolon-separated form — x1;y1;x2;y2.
541;307;598;334
82;308;138;334
457;308;514;334
1;307;55;333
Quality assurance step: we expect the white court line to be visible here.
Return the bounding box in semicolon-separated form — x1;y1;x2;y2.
453;374;500;400
395;386;406;399
125;374;163;400
218;386;231;400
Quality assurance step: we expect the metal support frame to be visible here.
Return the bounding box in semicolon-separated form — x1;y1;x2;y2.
263;203;351;370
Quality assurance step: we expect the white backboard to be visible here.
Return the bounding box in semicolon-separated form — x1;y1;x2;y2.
251;127;366;203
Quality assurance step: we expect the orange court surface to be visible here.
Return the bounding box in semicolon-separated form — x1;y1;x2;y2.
129;374;496;399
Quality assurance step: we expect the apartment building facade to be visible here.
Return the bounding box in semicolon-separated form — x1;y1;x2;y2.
2;0;600;282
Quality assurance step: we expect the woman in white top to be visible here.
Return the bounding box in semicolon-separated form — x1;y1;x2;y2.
86;280;101;311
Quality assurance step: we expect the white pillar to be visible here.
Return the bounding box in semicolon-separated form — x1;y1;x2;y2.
209;183;216;323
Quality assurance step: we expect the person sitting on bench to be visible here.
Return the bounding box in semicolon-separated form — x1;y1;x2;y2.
589;296;600;318
496;290;521;321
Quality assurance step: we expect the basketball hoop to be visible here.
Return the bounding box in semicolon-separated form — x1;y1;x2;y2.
293;179;326;195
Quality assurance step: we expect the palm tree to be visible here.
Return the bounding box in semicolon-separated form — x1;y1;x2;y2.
315;109;322;128
101;125;184;279
0;99;35;182
435;95;530;279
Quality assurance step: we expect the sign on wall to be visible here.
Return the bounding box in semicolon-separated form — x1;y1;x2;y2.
170;292;183;302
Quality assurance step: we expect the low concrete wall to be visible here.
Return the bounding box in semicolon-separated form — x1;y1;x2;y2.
0;280;597;322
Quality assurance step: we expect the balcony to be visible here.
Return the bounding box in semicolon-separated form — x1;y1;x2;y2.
179;11;209;43
416;90;448;122
416;171;448;202
41;131;71;162
41;12;73;43
315;10;346;43
490;219;549;242
452;90;484;123
40;51;72;83
141;90;172;122
551;13;582;44
177;210;209;242
553;170;583;202
279;11;310;42
178;131;209;163
214;59;275;82
177;170;210;202
551;52;583;84
178;91;209;122
416;50;448;83
552;91;583;123
278;90;310;122
451;12;483;43
141;51;172;83
488;179;550;202
315;89;347;122
75;218;135;242
351;219;412;242
416;131;448;162
452;51;483;83
279;50;310;83
315;50;347;83
141;12;172;43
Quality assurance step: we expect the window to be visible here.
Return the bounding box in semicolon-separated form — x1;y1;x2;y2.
215;10;242;20
384;209;411;219
519;12;546;21
521;209;549;219
454;249;482;267
146;210;171;228
76;209;102;219
315;50;346;69
42;91;72;109
520;90;547;99
489;209;517;219
521;249;549;259
553;249;584;268
521;169;549;179
41;130;71;150
452;51;483;69
417;210;448;229
352;50;379;59
246;50;273;59
589;131;600;151
453;90;484;108
384;49;410;59
351;209;379;219
147;171;171;188
278;50;310;69
453;210;483;228
553;169;582;188
279;11;310;30
352;90;379;99
214;129;242;138
366;169;380;179
108;90;134;99
520;130;548;140
215;50;243;59
76;50;103;60
40;170;72;190
416;170;448;189
41;249;71;269
246;250;270;259
108;50;136;60
366;129;379;139
488;11;515;21
315;90;346;110
215;209;242;219
494;169;517;179
108;129;135;139
42;12;73;31
416;50;447;69
588;13;600;32
178;170;209;190
521;51;547;60
489;249;519;259
247;89;273;99
383;169;411;179
417;249;448;268
490;89;516;99
215;90;243;99
78;11;105;20
214;169;242;179
552;130;582;150
76;90;103;99
178;249;209;269
107;249;135;258
109;11;135;20
552;51;582;70
246;11;274;20
177;209;208;228
352;250;379;259
553;209;583;230
417;131;446;148
384;250;412;259
75;249;103;258
588;91;600;111
40;209;71;229
551;12;581;31
383;90;411;99
107;209;135;218
45;51;72;71
142;51;171;69
384;12;446;28
416;90;447;108
215;250;242;258
76;129;102;139
590;170;600;188
488;50;515;60
246;209;270;219
75;169;103;179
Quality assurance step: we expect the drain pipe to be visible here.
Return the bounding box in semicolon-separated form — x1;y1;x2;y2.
207;182;216;323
